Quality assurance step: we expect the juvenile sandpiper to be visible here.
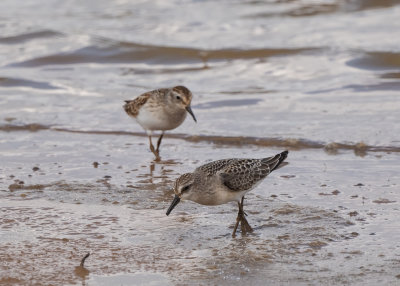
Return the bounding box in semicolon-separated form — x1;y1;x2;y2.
123;86;196;160
166;150;289;237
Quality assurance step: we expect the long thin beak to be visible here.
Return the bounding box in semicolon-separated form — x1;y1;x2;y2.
185;106;197;122
166;195;181;216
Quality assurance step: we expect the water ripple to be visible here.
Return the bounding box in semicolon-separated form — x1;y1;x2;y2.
0;77;59;90
0;30;63;45
346;51;400;70
8;39;316;67
1;123;398;154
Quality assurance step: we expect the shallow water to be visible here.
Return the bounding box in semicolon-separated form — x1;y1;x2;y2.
1;0;400;285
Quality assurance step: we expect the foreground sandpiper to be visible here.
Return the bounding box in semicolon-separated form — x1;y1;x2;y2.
166;150;289;237
123;86;196;160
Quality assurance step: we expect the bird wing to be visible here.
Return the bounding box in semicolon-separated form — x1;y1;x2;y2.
123;88;170;117
219;159;270;192
123;93;151;117
220;153;286;192
197;159;235;176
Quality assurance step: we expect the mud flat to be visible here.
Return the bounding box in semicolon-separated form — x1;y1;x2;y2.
1;129;399;285
1;0;400;284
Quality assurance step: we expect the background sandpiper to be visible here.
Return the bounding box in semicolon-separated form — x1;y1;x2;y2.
123;86;196;160
166;150;289;237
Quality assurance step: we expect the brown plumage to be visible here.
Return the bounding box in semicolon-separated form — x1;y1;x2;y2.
123;93;151;117
123;86;196;160
166;150;289;236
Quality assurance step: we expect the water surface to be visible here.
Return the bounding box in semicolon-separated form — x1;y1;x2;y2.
1;0;400;285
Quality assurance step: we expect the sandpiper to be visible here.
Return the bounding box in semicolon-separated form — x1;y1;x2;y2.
166;150;289;237
123;86;196;160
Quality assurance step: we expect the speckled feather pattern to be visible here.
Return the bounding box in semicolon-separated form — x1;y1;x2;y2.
198;151;288;192
169;151;288;233
123;86;195;133
174;173;192;191
172;151;288;207
123;88;169;117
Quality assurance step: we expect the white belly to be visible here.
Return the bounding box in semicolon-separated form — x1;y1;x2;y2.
190;184;250;206
136;107;186;131
214;187;249;205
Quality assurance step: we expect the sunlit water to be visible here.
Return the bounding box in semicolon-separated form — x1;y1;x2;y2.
1;0;400;285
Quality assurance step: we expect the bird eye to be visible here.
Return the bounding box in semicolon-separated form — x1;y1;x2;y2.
181;185;190;193
176;95;181;100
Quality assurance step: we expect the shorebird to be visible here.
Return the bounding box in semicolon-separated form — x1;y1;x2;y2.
166;150;289;237
123;86;196;160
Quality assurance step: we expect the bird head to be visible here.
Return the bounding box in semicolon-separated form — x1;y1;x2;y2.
168;86;197;122
166;173;194;215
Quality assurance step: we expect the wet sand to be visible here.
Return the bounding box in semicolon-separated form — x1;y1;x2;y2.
1;0;400;285
1;130;399;285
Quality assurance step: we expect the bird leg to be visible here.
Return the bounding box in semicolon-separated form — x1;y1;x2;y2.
148;135;160;161
232;202;241;237
232;197;253;237
156;132;164;153
239;196;253;234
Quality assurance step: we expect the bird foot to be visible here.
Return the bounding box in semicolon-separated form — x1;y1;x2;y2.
240;215;253;234
149;145;161;161
232;211;253;237
152;151;161;162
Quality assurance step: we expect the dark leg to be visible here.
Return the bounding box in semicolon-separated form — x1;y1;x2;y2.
148;135;160;161
156;132;164;153
232;201;241;237
232;196;253;237
240;197;253;233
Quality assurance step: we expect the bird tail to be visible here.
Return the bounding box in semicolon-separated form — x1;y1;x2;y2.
272;150;288;171
262;150;289;172
123;100;132;109
123;100;133;115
